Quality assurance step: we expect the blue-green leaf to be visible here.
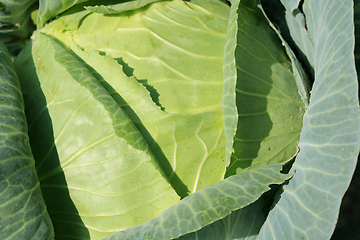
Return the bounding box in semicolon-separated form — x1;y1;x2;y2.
175;193;272;240
279;0;314;69
257;0;360;239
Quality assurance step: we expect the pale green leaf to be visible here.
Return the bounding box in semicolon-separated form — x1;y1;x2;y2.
104;163;292;240
85;0;163;13
222;0;239;165
41;0;230;197
14;31;179;240
0;42;53;239
257;0;360;239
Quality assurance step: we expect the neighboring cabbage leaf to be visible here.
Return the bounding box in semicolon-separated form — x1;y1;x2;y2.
0;42;53;239
279;0;314;70
14;31;179;239
0;0;37;55
37;0;90;27
222;0;305;176
41;0;230;197
36;0;164;28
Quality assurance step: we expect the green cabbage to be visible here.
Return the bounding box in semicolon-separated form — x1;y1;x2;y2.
9;0;344;239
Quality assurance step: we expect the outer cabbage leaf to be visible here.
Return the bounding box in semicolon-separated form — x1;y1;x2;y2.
257;0;360;239
175;192;275;240
0;0;37;55
0;42;53;238
37;0;90;27
14;31;179;239
36;0;166;28
222;0;305;176
104;163;292;240
279;0;314;70
41;0;230;197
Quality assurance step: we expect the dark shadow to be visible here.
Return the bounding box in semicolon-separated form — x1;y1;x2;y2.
77;55;189;198
261;0;314;86
138;79;165;111
331;159;360;239
175;185;282;239
354;0;360;98
16;43;90;239
114;57;134;77
225;4;275;177
114;58;165;111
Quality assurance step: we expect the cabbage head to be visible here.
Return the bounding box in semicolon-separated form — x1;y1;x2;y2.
2;0;355;239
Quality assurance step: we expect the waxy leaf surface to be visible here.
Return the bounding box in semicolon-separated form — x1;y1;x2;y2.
257;0;360;239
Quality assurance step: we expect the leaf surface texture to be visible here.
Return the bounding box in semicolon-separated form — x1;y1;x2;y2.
0;42;53;239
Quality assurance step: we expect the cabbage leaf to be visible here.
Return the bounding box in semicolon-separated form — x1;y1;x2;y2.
257;0;360;238
40;0;230;197
3;0;357;239
222;0;305;176
15;31;179;239
0;42;53;239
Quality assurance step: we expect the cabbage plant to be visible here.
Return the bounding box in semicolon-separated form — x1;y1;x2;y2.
0;0;359;239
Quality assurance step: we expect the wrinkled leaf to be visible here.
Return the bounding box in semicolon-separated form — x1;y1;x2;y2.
0;42;53;239
257;0;360;239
